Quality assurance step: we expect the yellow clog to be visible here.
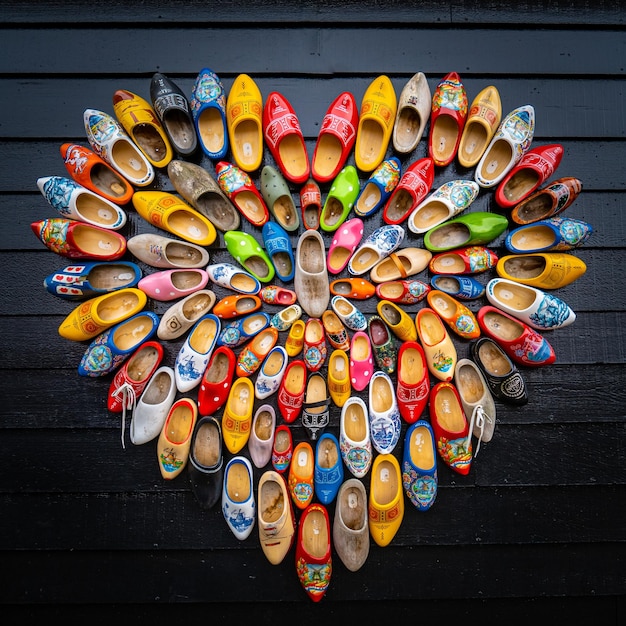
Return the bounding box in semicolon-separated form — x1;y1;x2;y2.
112;89;173;168
285;319;306;357
58;287;147;341
226;74;264;172
157;398;198;480
496;253;587;290
415;307;458;382
222;376;254;454
132;190;217;247
368;453;404;547
355;75;397;173
327;349;351;408
376;299;418;342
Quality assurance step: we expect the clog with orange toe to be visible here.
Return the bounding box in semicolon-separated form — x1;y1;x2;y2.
428;72;468;167
226;73;264;172
311;91;358;184
236;326;279;377
263;91;310;185
427;289;481;340
289;442;315;512
510;177;583;225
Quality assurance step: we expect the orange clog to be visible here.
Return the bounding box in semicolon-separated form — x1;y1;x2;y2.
236;326;279;377
329;277;376;300
288;441;315;510
427;290;480;340
213;294;262;319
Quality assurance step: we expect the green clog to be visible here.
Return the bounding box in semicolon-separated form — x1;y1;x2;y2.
260;165;300;232
320;165;360;232
423;211;508;253
224;230;275;283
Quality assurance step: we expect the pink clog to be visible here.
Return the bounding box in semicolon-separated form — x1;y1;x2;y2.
326;217;364;274
349;331;374;392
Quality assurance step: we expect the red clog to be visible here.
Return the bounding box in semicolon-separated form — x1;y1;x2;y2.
382;157;434;225
303;318;327;372
277;359;307;423
197;345;237;416
60;143;134;205
428;72;468;167
495;143;564;209
429;246;499;275
311;91;359;184
396;341;430;424
263;91;310;185
272;424;294;473
300;178;322;230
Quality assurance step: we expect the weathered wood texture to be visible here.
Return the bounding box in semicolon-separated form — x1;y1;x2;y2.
1;0;625;620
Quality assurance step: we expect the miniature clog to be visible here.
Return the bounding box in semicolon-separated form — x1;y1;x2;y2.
112;89;173;168
236;326;279;377
457;85;502;168
430;274;485;300
392;71;431;154
260;165;300;231
348;224;405;276
197;345;237;416
339;397;373;478
375;278;430;304
300;178;322;230
376;299;418;342
302;371;331;441
330;277;376;300
368;370;402;454
496;252;587;290
249;404;277;469
320;165;360;232
263;91;310;185
222;455;256;539
31;218;127;261
128;233;209;270
368;314;397;375
349;331;374;391
328;349;351;408
402;420;438;511
426;289;481;340
277;359;307;423
475;104;535;188
288;442;315;510
355;75;397;172
369;247;432;283
415;307;458;382
206;262;261;295
294;229;330;318
382;157;434;225
157;397;198;480
407;178;479;235
477;305;556;367
222;376;255;454
326;217;364;274
354;157;402;218
505;217;593;254
331;295;367;331
151;72;198;157
60;142;133;205
311;91;358;184
83;108;155;187
314;433;343;504
226;73;264;172
396;341;430;424
262;220;295;282
333;479;370;572
224;230;275;284
255;345;289;400
428;72;468;167
138;268;209;302
132;190;217;247
44;260;142;301
510;177;583;225
368;453;404;547
188;416;224;510
189;67;228;159
216;312;271;349
429;245;499;275
215;161;269;228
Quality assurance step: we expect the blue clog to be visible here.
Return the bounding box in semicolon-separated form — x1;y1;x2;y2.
262;220;295;282
505;217;593;254
354;157;401;218
314;432;343;505
402;420;438;511
78;311;160;377
44;260;142;300
430;274;485;300
216;312;271;348
190;68;228;160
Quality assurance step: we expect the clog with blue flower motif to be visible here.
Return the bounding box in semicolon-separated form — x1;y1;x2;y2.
505;217;593;254
402;420;438;511
206;262;261;295
255;346;289;400
270;304;303;332
368;370;402;455
354;157;401;218
216;312;271;348
430;274;485;300
222;455;256;539
189;67;228;159
348;224;405;276
339;397;372;478
331;295;367;332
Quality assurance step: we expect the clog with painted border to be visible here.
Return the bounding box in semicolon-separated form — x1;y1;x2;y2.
328;349;351;408
224;230;275;284
289;442;315;510
272;425;293;474
376;299;418;342
197;345;237;416
60;142;133;205
270;303;303;332
206;262;261;295
303;318;327;372
429;381;472;475
188;415;224;510
294;229;330;318
375;279;430;305
382;157;434;225
59;287;147;342
457;85;502;168
189;68;228;159
427;289;481;340
495;143;564;209
221;455;256;539
355;75;397;173
485;277;576;330
302;371;331;441
213;294;261;319
31;218;127;261
285;319;306;357
369;247;432;283
128;233;209;270
415;307;458;382
327;217;364;274
255;345;289;400
260;165;300;232
44;260;142;301
222;376;255;454
300;178;322;230
83;108;155;187
428;72;468;167
311;91;358;184
259;285;298;306
216;312;271;349
263;91;310;185
505;217;593;254
495;252;586;290
215;161;269;228
112;89;173;168
368;453;404;547
368;370;402;455
331;295;367;331
321;310;350;351
262;220;295;282
236;326;279;377
157;397;198;480
477;305;556;367
138;268;209;302
429;246;499;276
407;178;479;235
402;420;438;511
349;331;374;392
132;190;217;247
77;311;160;378
314;433;343;504
423;211;509;253
174;313;220;392
392;71;431;155
475;105;535;188
339;397;372;478
510;177;583;225
226;73;264;172
368;314;397;375
348;224;405;276
320;165;360;232
396;341;430;424
430;274;485;300
330;277;376;300
277;359;307;423
354;157;402;218
151;72;198;157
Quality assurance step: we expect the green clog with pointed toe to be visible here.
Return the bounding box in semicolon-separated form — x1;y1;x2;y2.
224;230;275;283
424;211;508;253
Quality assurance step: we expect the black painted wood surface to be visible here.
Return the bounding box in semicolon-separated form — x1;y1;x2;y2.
1;0;625;621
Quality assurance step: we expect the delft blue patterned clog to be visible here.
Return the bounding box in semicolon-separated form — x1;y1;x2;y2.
347;224;405;276
190;68;228;160
430;274;485;300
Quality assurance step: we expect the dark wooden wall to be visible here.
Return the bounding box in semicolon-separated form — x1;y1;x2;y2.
1;1;625;621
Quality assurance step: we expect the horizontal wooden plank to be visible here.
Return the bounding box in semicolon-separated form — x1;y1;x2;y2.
2;28;625;76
